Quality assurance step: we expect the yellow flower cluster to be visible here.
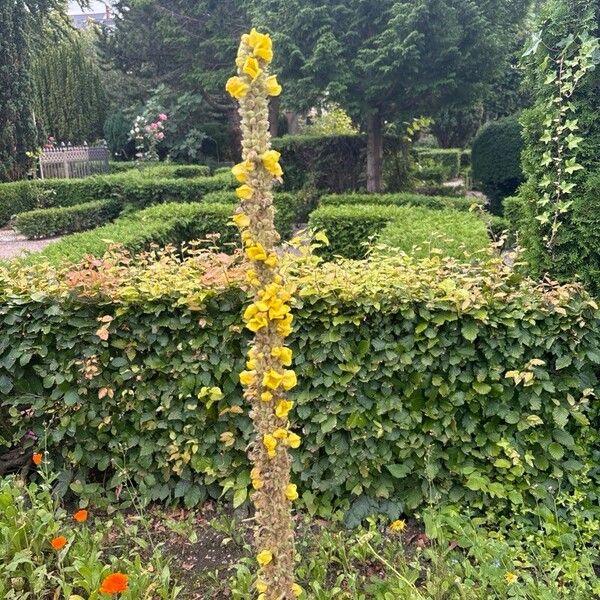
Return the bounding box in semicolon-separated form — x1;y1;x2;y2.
242;282;293;334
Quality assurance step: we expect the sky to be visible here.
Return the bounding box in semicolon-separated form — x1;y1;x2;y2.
68;1;111;14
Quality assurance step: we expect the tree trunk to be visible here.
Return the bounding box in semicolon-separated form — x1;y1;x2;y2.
269;96;280;138
366;111;384;193
285;111;300;135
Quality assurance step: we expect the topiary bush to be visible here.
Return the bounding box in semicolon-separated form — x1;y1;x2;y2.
0;171;233;225
471;117;524;215
14;200;122;239
26;203;238;266
1;253;598;513
309;204;490;260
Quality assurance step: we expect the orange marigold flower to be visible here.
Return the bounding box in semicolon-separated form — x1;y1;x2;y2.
51;536;67;550
32;453;43;465
100;572;129;594
74;509;89;523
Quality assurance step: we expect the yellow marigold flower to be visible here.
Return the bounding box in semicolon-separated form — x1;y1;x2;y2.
226;76;249;99
263;434;277;454
233;212;250;228
246;243;268;261
275;400;294;419
246;315;269;333
236;184;253;200
231;160;253;183
264;253;278;268
256;580;268;593
285;483;298;501
252;478;264;490
273;428;288;440
272;346;293;366
281;370;297;391
265;75;282;97
390;519;407;533
261;150;283;177
263;369;284;390
256;550;273;566
239;370;256;386
254;36;273;63
287;432;301;449
505;572;518;585
261;391;273;402
292;583;303;597
243;56;262;80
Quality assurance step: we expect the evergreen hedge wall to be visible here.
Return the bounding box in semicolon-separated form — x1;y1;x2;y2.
1;255;598;514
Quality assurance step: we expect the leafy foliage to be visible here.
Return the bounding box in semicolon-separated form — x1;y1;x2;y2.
415;149;462;180
472;117;525;215
15;199;122;239
1;253;598;513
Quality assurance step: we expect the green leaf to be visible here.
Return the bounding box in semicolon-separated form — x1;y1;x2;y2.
461;322;478;342
548;443;564;461
233;487;248;509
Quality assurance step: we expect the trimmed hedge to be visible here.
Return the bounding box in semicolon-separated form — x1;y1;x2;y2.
203;191;306;239
1;254;598;513
309;204;490;260
14;200;122;239
28;203;237;266
416;149;462;179
472;117;524;215
0;172;233;225
320;193;479;213
109;163;211;178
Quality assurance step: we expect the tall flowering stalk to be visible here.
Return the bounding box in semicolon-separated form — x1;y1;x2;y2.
226;29;301;600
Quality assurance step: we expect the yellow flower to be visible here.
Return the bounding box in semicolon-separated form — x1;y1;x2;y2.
243;56;262;81
233;212;250;228
505;572;518;585
247;28;261;48
281;370;297;391
268;301;290;320
246;243;268;261
287;432;301;449
275;400;294;419
276;314;294;337
261;391;273;402
256;550;273;566
292;583;303;597
265;75;282;97
252;478;264;490
263;434;277;455
236;184;253;200
239;370;256;386
246;315;269;333
254;36;273;63
246;359;256;370
263;369;284;390
243;304;259;321
231;160;253;183
273;428;289;440
256;580;268;593
261;150;283;177
220;431;235;446
226;76;249;99
264;254;278;268
390;519;407;533
285;483;298;501
272;346;293;364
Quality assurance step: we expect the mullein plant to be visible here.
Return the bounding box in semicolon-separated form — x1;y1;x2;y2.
226;29;302;600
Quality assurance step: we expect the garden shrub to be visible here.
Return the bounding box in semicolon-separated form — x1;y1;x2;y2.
272;134;411;192
320;193;479;212
471;117;524;215
309;204;489;259
203;190;306;239
415;149;461;179
14;200;122;239
0;171;232;225
1;253;598;513
27;202;237;265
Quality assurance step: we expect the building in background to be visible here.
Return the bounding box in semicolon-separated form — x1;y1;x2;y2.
68;0;115;29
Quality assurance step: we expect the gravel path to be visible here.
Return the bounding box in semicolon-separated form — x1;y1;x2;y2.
0;228;61;260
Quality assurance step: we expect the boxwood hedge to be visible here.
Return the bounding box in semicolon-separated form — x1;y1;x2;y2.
1;254;598;514
320;193;479;213
14;199;122;239
0;171;232;225
309;204;490;260
415;149;462;179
